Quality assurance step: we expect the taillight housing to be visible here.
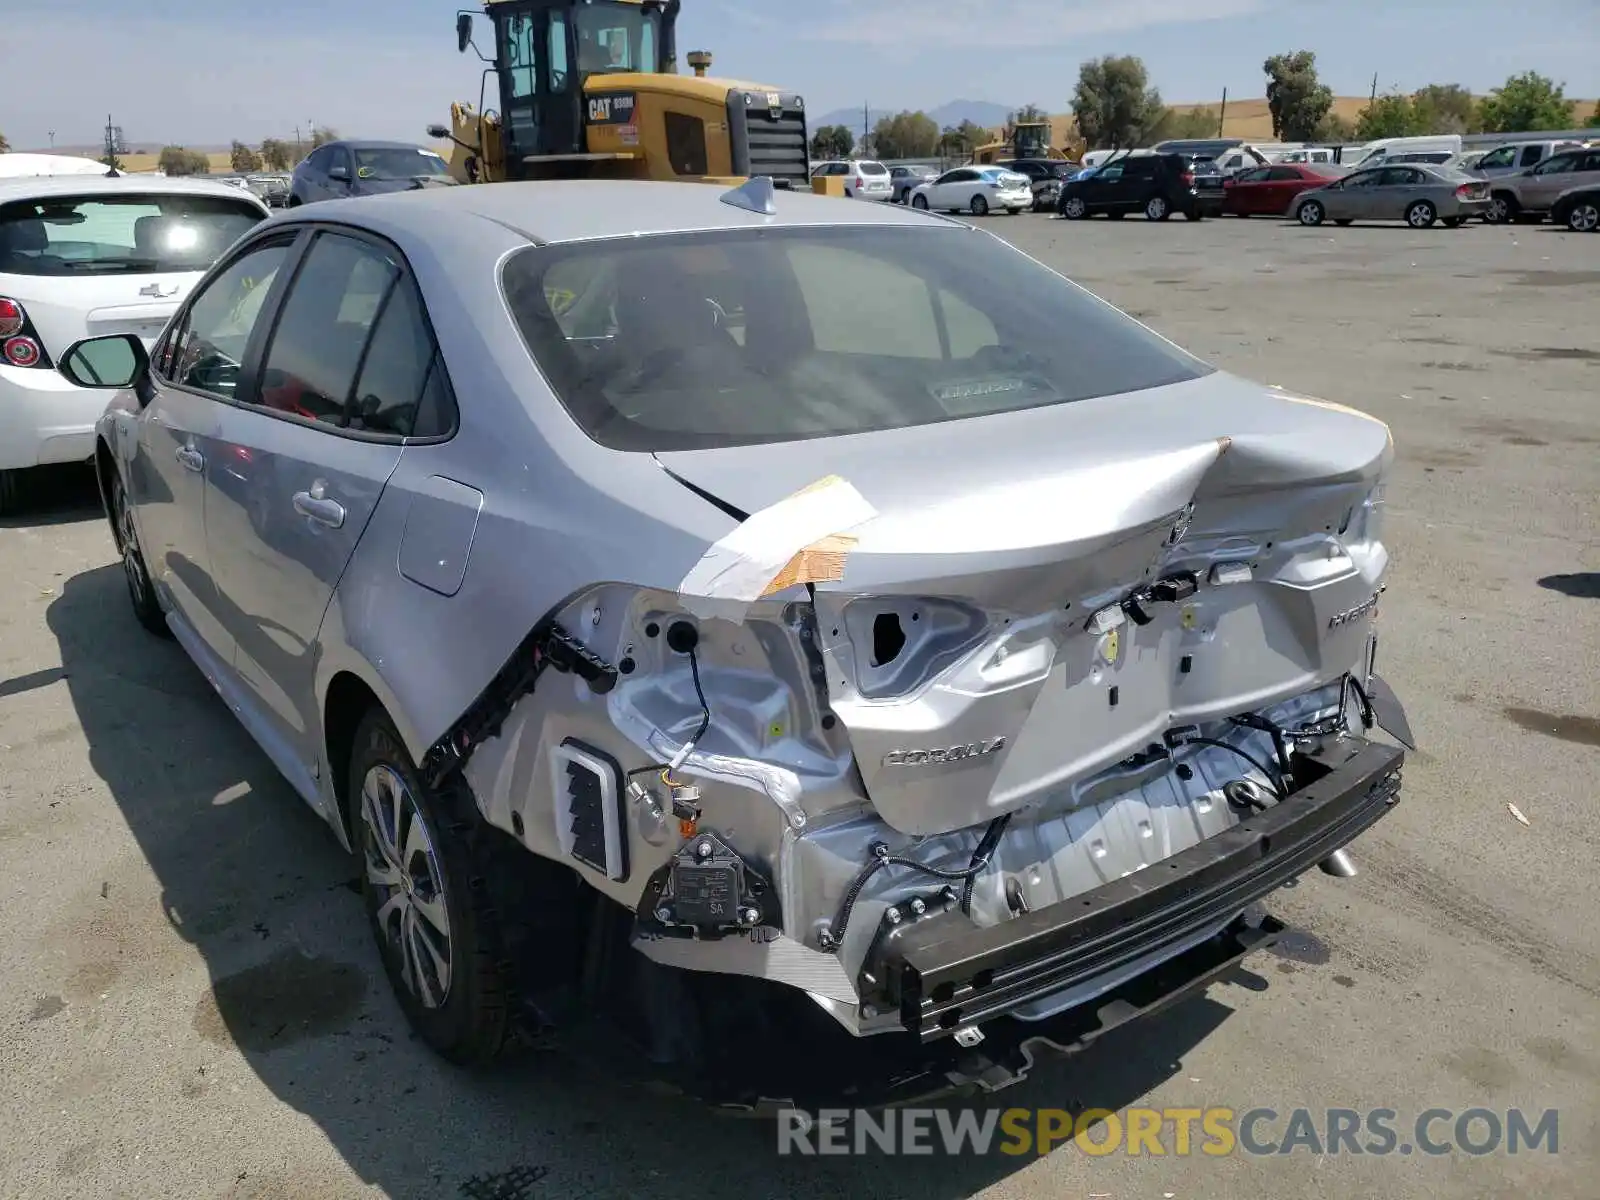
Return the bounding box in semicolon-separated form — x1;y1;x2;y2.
0;297;51;369
1455;183;1471;198
1182;170;1195;186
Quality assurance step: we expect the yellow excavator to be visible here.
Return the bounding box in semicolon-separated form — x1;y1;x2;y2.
428;0;810;188
971;121;1077;164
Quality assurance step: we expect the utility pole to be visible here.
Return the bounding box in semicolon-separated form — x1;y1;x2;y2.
1370;72;1379;105
101;114;126;172
1218;88;1228;137
862;102;869;155
47;130;55;149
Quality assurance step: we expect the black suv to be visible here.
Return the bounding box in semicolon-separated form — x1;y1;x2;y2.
1056;151;1222;221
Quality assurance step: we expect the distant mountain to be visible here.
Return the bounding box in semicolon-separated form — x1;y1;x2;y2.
811;99;1015;133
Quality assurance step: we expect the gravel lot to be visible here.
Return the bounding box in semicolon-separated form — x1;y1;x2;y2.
1;211;1596;1200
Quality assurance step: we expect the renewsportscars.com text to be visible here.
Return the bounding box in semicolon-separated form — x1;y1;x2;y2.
776;1106;1560;1158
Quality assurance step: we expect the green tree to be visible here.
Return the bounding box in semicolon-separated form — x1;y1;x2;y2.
1356;93;1422;141
1477;71;1575;132
259;138;292;172
1315;112;1356;142
1264;50;1334;142
808;124;854;161
0;131;10;154
1591;99;1600;126
1410;84;1477;134
310;126;339;148
230;140;263;173
1150;106;1221;141
871;111;940;159
1072;55;1164;148
185;149;212;174
159;145;199;176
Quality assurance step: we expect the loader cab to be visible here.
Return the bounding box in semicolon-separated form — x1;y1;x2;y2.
469;0;673;177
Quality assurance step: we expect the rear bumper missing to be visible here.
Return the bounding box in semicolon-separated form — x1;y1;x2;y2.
871;737;1404;1041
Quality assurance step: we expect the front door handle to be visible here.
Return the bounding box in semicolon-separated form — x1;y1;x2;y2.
175;444;204;472
293;482;346;529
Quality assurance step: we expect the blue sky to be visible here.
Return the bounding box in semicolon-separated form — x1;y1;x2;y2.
3;0;1596;149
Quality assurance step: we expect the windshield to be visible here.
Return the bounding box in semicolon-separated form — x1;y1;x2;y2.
0;193;264;277
575;2;659;73
354;147;450;181
501;226;1212;452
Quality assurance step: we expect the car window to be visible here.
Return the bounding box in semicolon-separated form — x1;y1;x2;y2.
254;232;404;429
1534;155;1578;175
1265;167;1301;182
1581;152;1600;172
1478;146;1515;169
165;241;293;399
1123;158;1157;177
501;226;1212;452
1377;168;1421;185
1096;164;1124;180
1519;146;1544;167
0;193;264;278
354;146;450;181
1343;171;1383;189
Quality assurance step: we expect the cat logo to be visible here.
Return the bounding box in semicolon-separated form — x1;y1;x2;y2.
766;92;782;118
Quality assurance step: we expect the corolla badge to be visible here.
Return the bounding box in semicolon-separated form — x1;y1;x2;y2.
882;737;1007;768
138;283;180;298
1328;589;1383;629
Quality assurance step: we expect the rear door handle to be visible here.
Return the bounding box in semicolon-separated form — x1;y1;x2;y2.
175;445;204;472
293;483;346;529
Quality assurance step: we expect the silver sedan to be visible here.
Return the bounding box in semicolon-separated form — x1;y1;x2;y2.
1291;163;1492;228
55;177;1409;1100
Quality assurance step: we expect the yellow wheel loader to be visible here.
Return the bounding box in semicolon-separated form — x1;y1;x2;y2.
429;0;810;189
972;121;1077;164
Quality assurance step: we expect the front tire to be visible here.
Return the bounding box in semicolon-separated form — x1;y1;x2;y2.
1297;200;1325;226
1145;195;1170;221
1567;200;1600;233
352;709;511;1065
1060;196;1087;220
911;194;929;210
970;194;989;216
110;470;169;637
1406;201;1437;228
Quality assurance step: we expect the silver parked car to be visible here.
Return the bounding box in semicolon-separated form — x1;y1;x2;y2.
1292;163;1491;228
60;178;1411;1104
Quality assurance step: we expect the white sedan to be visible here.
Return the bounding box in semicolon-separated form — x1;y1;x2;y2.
909;166;1033;216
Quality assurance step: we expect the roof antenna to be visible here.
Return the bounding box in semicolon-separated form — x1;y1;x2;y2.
720;175;777;216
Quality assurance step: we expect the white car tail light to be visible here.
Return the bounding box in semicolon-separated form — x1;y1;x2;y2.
0;297;24;338
4;336;42;367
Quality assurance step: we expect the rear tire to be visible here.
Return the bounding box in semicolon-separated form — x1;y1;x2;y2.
1566;201;1600;233
1487;192;1516;224
351;709;512;1066
1406;201;1437;228
110;470;170;638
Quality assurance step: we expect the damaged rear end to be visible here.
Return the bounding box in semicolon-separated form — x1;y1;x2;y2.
427;216;1411;1096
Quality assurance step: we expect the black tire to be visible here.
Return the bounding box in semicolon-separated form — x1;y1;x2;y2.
911;194;929;210
1334;218;1353;226
1060;196;1087;220
1184;209;1203;221
970;194;989;216
1442;216;1464;228
1297;200;1325;226
1145;195;1170;221
351;708;511;1065
109;469;170;638
1565;200;1600;233
1487;192;1517;224
1406;201;1437;229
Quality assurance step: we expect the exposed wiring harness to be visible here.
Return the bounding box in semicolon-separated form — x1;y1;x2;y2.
820;814;1012;952
663;642;712;789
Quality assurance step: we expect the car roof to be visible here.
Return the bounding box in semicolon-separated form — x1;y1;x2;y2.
297;178;955;244
0;174;272;207
318;139;433;152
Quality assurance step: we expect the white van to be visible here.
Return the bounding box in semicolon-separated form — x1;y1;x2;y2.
1346;135;1463;170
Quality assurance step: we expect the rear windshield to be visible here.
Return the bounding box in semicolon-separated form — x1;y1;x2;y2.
858;162;889;176
0;193;264;276
501;225;1212;451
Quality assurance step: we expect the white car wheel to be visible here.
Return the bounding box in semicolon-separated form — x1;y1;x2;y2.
1297;200;1325;226
1568;201;1600;233
1406;201;1437;228
1145;196;1168;221
1061;196;1087;220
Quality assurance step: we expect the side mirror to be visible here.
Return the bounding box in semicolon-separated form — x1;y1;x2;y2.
426;124;450;140
456;13;474;53
59;334;149;390
328;165;350;182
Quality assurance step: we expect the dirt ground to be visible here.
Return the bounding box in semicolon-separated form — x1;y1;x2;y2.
0;209;1596;1199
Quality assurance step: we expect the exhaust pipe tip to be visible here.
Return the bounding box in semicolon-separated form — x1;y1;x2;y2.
1318;848;1358;878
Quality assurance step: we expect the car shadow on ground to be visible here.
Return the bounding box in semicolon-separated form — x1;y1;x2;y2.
0;463;104;529
47;561;1237;1199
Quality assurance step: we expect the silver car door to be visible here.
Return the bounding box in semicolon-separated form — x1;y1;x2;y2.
134;235;298;664
203;230;423;776
1523;153;1580;209
1336;170;1383;219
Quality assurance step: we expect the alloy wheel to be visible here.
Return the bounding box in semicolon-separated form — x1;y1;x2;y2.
113;477;149;606
1062;197;1086;219
1569;202;1600;233
361;764;454;1010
